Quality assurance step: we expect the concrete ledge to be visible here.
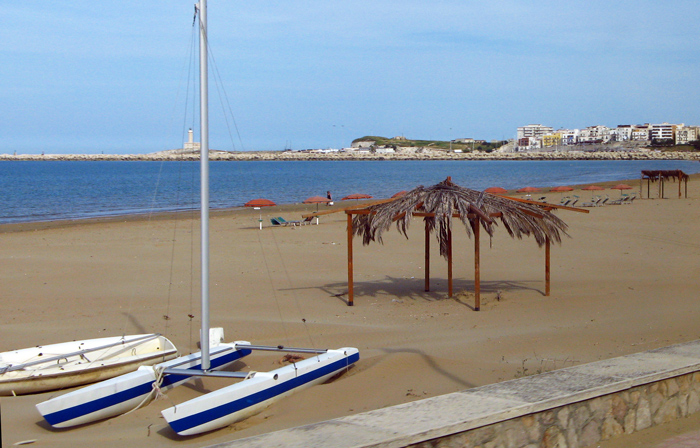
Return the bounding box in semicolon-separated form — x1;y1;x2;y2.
208;339;700;448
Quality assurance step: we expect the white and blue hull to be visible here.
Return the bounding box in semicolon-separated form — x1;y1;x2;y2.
162;347;359;435
37;342;252;428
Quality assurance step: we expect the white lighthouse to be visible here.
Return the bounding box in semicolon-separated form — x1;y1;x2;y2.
184;128;201;152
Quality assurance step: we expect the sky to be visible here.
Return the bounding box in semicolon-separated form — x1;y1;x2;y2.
2;1;699;154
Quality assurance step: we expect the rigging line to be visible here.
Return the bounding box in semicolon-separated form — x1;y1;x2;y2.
118;25;200;340
268;228;319;354
255;229;292;347
206;36;246;152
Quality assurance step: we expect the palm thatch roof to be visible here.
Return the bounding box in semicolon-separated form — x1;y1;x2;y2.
353;177;569;258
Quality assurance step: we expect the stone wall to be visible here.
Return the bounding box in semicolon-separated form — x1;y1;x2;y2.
2;150;700;162
410;372;700;448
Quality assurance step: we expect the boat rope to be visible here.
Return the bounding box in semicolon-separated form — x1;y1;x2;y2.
255;229;292;346
267;229;320;357
123;365;169;416
207;42;246;152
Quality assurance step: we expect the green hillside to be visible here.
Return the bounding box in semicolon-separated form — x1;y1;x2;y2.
352;136;507;153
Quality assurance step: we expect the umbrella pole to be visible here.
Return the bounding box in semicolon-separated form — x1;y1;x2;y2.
472;219;481;311
347;212;354;306
545;237;551;296
424;219;430;292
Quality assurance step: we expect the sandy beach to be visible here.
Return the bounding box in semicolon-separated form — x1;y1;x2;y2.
2;174;700;447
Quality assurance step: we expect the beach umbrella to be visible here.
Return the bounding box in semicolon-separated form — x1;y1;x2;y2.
391;190;408;198
342;193;373;201
244;198;276;229
611;184;633;196
244;198;276;207
303;195;332;212
582;185;605;191
549;185;573;200
517;186;540;193
484;187;508;194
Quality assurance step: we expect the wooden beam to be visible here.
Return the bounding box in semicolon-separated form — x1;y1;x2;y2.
347;213;354;306
447;225;453;297
473;219;481;311
424;219;430;292
545;237;551;296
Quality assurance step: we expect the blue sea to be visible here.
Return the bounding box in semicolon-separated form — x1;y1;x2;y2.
2;160;698;224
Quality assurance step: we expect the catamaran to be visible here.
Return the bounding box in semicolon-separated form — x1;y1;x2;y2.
37;0;358;435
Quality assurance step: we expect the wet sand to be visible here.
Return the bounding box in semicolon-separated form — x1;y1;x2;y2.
2;175;700;447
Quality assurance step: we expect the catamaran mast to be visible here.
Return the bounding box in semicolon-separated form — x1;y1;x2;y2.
198;0;210;371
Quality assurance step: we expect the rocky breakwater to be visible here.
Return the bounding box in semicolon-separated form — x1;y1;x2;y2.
2;149;699;161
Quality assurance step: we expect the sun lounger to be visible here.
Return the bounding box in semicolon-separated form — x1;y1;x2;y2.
581;197;601;207
275;217;302;226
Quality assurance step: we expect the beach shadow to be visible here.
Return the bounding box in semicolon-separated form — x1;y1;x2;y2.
120;312;148;333
315;276;545;306
376;347;476;389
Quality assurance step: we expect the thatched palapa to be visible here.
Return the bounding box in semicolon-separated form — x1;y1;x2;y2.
346;177;577;310
353;177;568;257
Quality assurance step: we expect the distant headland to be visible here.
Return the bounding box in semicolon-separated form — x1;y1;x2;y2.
2;135;699;161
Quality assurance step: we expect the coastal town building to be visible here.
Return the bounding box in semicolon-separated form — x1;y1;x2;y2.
515;121;698;150
650;123;676;141
632;125;651;141
517;124;554;140
676;125;699;144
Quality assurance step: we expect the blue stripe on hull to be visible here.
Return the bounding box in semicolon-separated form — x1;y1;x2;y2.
43;349;251;427
169;351;359;434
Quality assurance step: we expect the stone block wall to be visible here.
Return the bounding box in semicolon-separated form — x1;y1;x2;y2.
410;372;700;448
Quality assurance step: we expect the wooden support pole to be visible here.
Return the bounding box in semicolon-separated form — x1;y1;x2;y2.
447;225;453;297
424;219;430;292
347;213;354;306
545;237;551;296
473;219;481;311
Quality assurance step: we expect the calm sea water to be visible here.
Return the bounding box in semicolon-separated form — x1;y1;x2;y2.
2;160;698;224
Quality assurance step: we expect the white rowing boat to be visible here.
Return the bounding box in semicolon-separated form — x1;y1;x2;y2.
1;334;176;396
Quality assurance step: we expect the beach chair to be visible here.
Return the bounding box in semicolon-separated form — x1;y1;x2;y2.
275;217;301;227
301;215;315;225
538;196;547;202
581;196;600;207
623;195;636;205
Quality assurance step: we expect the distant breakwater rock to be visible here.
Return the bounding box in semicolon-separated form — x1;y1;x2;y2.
2;150;699;162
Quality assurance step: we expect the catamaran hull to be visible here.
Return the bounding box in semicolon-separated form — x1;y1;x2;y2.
162;347;359;436
0;334;177;396
37;342;252;428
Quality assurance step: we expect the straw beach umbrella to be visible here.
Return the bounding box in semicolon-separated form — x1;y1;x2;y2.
484;187;507;194
582;185;605;191
350;177;569;309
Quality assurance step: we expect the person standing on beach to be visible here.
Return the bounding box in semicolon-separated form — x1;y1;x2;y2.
327;191;333;205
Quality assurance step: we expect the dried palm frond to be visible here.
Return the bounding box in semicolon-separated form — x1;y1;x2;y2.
352;177;568;259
